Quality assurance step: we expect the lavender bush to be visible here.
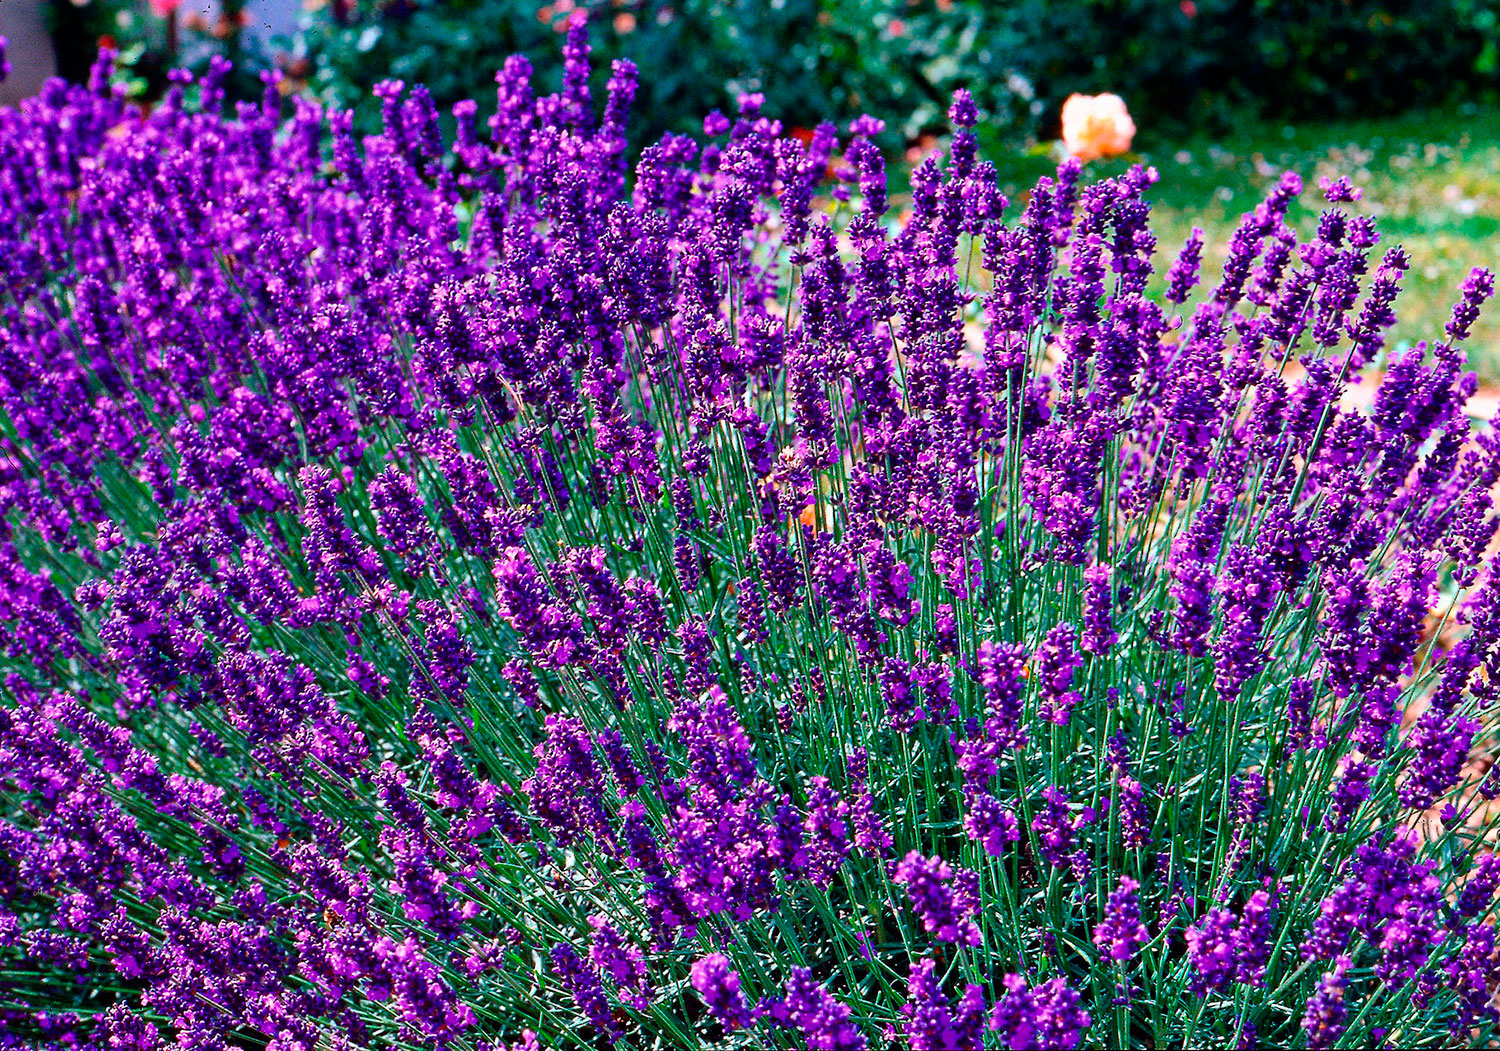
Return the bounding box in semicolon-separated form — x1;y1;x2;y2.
1;22;1499;1050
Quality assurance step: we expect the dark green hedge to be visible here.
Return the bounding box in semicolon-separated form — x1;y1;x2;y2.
104;0;1500;145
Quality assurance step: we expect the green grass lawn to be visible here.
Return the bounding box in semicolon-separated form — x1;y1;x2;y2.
969;104;1500;382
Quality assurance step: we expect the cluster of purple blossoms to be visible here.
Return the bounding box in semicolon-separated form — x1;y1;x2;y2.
902;957;988;1050
690;952;754;1031
777;967;868;1050
0;21;1497;1050
989;974;1092;1050
1300;956;1352;1049
1093;877;1148;963
1186;890;1273;992
894;851;983;947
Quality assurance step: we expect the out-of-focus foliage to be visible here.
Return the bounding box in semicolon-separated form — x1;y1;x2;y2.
45;0;272;101
284;0;1004;145
279;0;1500;146
40;0;1500;146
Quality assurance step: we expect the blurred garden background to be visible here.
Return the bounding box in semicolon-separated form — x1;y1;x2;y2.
5;0;1500;375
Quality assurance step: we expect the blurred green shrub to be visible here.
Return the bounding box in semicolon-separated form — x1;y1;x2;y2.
45;0;273;103
284;0;1008;146
77;0;1500;146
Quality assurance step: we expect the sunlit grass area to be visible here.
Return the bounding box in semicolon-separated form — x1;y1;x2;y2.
969;104;1500;382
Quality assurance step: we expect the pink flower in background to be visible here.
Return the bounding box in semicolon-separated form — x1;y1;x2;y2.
1061;92;1136;162
148;0;182;16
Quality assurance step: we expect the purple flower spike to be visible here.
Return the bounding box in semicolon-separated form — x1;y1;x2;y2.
1301;956;1351;1050
902;957;987;1050
1094;877;1148;963
894;851;982;947
691;952;753;1031
781;967;867;1050
988;974;1091;1050
1446;266;1495;345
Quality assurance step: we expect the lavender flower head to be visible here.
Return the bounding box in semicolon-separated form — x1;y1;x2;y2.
1094;876;1148;963
894;851;982;947
691;953;753;1031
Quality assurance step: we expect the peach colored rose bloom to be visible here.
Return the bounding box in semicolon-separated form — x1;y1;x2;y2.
1060;93;1136;162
